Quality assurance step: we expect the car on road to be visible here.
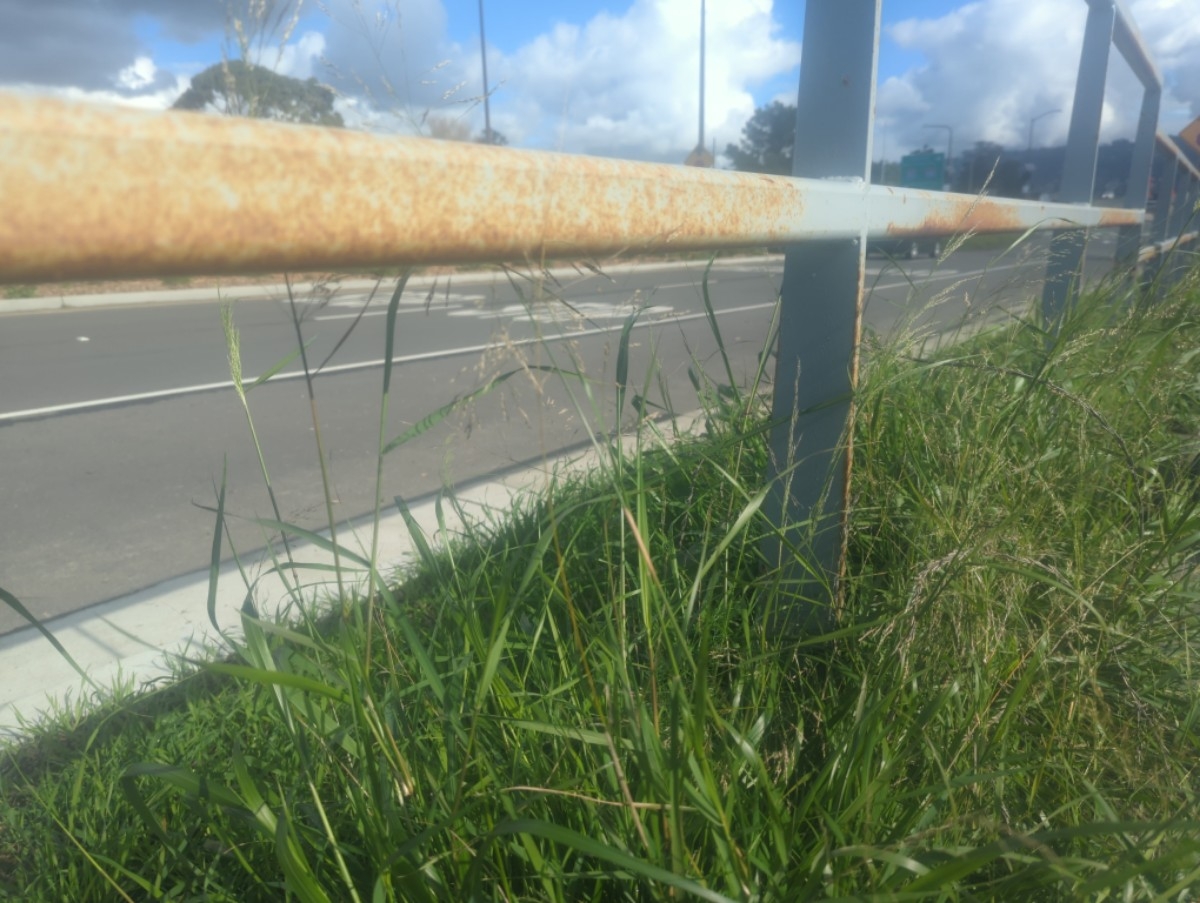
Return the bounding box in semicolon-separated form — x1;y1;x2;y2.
867;236;944;259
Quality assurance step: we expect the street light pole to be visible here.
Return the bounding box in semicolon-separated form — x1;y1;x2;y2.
477;0;492;144
698;0;705;154
1027;108;1061;151
923;123;953;187
684;0;712;166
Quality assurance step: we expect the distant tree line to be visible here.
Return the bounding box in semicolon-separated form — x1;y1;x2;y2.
173;60;344;127
172;59;508;146
727;102;1156;202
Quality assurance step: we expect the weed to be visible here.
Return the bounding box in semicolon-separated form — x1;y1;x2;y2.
3;258;1200;900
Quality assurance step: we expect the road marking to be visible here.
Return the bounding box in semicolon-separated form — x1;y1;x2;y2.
653;280;715;290
1;260;1042;424
869;260;1032;293
0;302;777;424
314;305;464;321
310;261;1030;324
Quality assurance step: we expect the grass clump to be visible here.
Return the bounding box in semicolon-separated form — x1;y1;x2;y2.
3;264;1200;900
2;284;35;300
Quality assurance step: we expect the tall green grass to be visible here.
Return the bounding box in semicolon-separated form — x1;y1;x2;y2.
3;258;1200;900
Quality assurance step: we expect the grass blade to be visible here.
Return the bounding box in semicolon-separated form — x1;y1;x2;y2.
491;819;737;903
0;585;99;692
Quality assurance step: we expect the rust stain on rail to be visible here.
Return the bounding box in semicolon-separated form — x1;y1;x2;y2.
884;194;1141;238
0;93;808;284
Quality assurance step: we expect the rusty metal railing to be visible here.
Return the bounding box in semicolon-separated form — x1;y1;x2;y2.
1;0;1196;629
0;92;1138;285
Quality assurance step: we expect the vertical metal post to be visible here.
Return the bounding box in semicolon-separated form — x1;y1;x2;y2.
1189;178;1200;234
1165;167;1196;283
763;0;881;629
1115;85;1159;269
1043;0;1115;323
1154;155;1178;244
1143;153;1179;286
477;0;492;144
1171;170;1196;236
699;0;706;152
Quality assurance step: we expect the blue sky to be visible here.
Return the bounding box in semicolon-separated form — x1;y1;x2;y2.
1;1;1197;165
434;0;962;80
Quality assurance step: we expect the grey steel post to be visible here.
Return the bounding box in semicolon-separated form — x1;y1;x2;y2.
1115;85;1159;269
1043;0;1115;323
1154;155;1178;244
763;0;881;628
1161;158;1190;280
1171;170;1196;237
477;0;492;144
1143;153;1179;286
1165;168;1197;282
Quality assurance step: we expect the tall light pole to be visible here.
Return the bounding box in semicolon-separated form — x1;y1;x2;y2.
1027;108;1061;151
477;0;492;144
923;123;953;187
684;0;712;166
698;0;705;154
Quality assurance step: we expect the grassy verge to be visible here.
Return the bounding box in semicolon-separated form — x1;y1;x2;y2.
3;263;1200;900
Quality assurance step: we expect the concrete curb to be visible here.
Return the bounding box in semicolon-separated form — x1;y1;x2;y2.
3;255;783;315
0;412;704;739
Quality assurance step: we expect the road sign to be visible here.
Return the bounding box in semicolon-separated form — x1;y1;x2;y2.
899;149;946;190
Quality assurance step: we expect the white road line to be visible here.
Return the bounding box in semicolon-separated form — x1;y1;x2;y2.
0;302;777;423
652;280;716;290
315;261;1028;323
869;260;1031;293
1;261;1038;423
314;306;464;321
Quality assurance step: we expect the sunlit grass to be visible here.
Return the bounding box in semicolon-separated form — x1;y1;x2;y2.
2;256;1200;900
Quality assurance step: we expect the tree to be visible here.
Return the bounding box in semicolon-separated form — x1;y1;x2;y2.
173;60;344;127
425;114;472;142
725;101;797;175
475;129;509;146
955;141;1027;197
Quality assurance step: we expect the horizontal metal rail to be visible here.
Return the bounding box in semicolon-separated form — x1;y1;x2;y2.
1138;230;1198;264
1157;132;1200;180
1102;0;1161;89
0;92;1141;285
0;0;1194;631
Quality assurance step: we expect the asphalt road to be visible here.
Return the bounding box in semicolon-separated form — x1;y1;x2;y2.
0;236;1121;634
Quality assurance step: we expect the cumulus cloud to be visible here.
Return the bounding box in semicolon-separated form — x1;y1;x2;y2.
880;0;1088;154
5;0;1195;169
311;0;798;160
317;0;461;129
255;29;326;80
0;0;224;89
489;0;800;159
116;56;158;91
874;0;1200;162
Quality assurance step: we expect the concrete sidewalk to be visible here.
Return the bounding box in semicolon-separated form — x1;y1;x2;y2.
0;417;698;739
1;255;781;314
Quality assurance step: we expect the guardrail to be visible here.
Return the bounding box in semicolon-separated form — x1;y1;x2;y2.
0;0;1196;626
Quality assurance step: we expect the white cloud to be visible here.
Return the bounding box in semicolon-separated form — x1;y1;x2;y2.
1127;0;1200;131
875;0;1200;162
314;0;797;160
881;0;1087;153
490;0;799;159
6;76;191;112
256;29;326;80
116;56;157;91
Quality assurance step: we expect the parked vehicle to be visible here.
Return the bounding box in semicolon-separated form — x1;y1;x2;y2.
868;149;948;260
867;236;944;259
